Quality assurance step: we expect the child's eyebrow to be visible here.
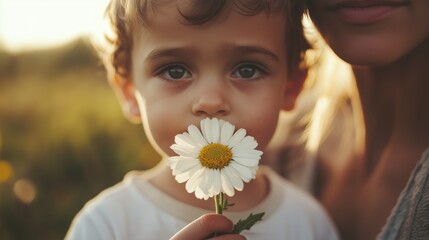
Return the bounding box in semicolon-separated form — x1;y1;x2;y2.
232;46;280;62
144;47;194;62
144;45;280;62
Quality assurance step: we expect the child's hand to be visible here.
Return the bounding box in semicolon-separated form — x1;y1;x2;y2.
170;214;246;240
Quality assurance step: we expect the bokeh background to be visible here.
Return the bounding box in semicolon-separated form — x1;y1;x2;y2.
0;1;160;239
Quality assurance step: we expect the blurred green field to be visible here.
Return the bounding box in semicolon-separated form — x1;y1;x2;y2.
0;38;160;240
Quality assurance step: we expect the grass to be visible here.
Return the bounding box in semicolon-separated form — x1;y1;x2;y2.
0;38;160;240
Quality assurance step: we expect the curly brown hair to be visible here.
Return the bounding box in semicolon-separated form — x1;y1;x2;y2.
94;0;310;81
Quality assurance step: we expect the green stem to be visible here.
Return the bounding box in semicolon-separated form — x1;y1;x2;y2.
212;193;225;238
214;193;224;215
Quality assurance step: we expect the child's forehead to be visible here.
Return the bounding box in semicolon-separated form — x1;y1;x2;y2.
130;0;287;29
130;4;288;66
131;2;287;45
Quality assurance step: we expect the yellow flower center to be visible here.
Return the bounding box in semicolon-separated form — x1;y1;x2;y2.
199;143;233;169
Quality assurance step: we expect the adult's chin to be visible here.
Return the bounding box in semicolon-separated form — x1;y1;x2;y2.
323;33;424;67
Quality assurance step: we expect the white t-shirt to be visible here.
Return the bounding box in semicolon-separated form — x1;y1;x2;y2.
66;166;338;240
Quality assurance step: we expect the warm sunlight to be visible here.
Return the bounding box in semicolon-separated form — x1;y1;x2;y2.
0;0;109;52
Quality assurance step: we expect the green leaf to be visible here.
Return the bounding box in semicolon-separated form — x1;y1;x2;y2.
232;212;265;234
222;199;235;210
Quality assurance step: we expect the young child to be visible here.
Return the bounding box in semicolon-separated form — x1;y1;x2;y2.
66;0;338;239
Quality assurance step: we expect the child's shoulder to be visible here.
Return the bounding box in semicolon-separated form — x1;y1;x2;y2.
78;170;152;215
66;171;156;239
258;166;339;239
261;166;330;217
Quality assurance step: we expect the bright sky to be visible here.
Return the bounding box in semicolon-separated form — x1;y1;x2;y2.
0;0;109;52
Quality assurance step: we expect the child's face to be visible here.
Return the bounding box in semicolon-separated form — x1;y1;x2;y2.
125;3;293;157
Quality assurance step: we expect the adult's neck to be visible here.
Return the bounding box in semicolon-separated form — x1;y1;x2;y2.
352;38;429;172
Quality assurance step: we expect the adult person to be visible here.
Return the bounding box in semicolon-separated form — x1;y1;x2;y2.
303;0;429;239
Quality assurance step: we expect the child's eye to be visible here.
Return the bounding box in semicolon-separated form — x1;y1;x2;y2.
158;65;192;81
231;64;266;80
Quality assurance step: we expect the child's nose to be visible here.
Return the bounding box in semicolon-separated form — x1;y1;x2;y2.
192;84;230;118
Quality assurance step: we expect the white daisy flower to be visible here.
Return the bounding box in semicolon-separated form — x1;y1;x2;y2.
168;118;263;200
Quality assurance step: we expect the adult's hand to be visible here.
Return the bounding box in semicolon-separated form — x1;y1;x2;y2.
170;214;246;240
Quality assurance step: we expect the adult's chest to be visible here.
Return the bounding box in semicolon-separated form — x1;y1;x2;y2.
317;154;414;240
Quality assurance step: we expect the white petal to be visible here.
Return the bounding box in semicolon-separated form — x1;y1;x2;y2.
220;170;235;197
220;121;235;145
224;166;244;191
175;164;200;183
232;149;263;158
172;158;200;175
233;148;262;158
210;169;221;196
210;118;220;143
185;168;204;193
201;118;212;143
233;136;258;150
249;166;259;179
196;168;211;199
205;169;215;196
232;157;260;167
230;162;253;182
175;172;191;183
195;187;207;200
167;156;181;168
188;125;208;146
232;149;262;164
201;118;220;143
227;128;246;147
175;133;197;147
171;144;199;158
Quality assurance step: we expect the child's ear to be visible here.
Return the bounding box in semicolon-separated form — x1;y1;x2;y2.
282;68;307;111
110;74;142;123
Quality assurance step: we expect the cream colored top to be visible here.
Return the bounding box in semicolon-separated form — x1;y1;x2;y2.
66;166;338;240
